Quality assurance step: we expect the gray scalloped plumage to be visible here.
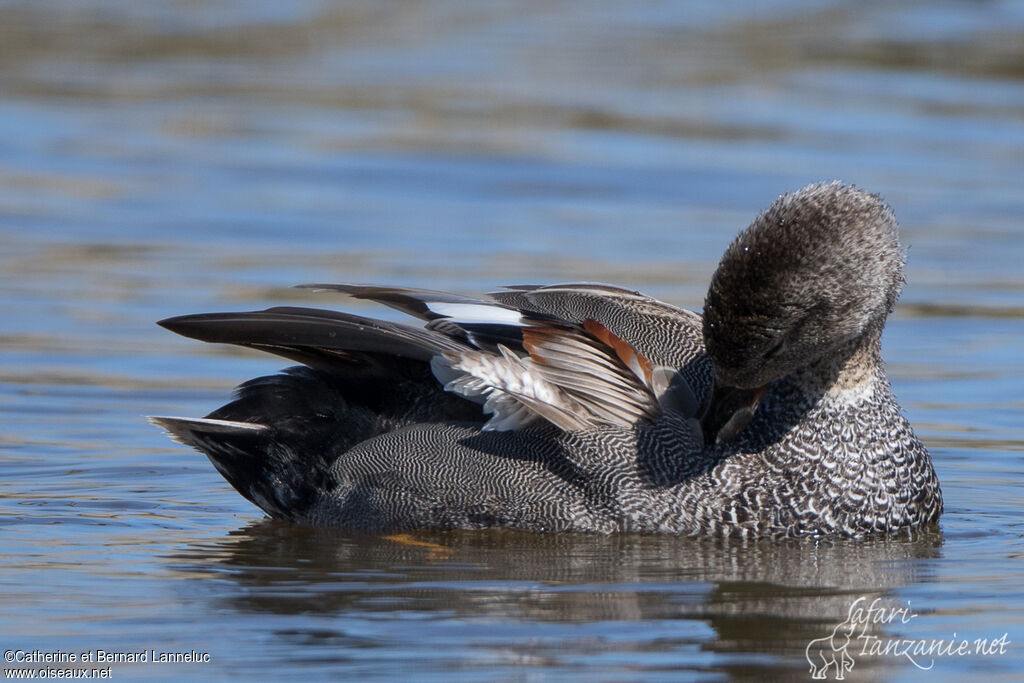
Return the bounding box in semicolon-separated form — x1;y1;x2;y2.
152;181;942;538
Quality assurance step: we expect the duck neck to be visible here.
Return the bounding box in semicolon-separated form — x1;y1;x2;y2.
790;326;885;402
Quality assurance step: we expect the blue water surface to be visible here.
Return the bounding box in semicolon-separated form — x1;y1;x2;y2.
1;2;1023;680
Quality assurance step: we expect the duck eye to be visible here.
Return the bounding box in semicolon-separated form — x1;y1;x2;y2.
764;338;786;360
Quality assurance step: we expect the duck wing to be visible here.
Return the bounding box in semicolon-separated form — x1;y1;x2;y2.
158;306;467;371
490;282;704;369
294;284;699;432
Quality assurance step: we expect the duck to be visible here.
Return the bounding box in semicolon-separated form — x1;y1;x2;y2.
151;181;942;538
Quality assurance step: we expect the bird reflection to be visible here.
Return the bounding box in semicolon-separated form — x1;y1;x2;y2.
170;522;942;679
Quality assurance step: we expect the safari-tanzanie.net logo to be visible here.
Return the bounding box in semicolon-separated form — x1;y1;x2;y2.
805;596;1009;679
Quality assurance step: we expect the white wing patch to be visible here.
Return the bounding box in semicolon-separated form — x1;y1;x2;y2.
426;302;526;325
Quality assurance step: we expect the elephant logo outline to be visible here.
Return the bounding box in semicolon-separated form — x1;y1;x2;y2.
806;613;858;680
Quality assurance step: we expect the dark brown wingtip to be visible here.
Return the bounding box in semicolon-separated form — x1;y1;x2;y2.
157;313;202;336
157;312;242;343
156;311;269;345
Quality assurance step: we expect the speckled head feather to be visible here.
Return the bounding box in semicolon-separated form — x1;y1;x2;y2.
703;182;904;390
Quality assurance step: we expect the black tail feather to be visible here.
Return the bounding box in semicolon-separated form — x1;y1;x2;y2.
151;365;484;522
149;415;325;521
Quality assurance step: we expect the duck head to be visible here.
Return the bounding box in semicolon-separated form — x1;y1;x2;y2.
700;182;905;445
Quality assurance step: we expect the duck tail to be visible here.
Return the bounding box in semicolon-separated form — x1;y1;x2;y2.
148;415;329;522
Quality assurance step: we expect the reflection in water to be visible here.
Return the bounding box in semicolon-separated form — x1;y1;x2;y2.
170;521;942;678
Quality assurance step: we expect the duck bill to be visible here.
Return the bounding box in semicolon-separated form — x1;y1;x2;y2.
699;380;768;446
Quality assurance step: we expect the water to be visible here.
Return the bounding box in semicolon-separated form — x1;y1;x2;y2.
2;1;1023;680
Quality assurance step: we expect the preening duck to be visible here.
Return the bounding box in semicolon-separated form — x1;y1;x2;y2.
152;181;942;537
